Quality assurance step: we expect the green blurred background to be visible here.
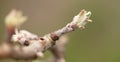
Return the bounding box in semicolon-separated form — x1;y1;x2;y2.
0;0;120;62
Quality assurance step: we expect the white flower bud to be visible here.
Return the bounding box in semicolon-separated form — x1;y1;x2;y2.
72;9;92;29
5;9;27;27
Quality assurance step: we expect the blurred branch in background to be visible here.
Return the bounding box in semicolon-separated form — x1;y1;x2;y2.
0;9;92;62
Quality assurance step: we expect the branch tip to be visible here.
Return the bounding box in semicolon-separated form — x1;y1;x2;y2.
73;9;92;29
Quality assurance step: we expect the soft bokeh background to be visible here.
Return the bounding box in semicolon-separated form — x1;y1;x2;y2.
0;0;120;62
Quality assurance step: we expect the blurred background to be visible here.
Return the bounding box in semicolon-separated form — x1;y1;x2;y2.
0;0;120;62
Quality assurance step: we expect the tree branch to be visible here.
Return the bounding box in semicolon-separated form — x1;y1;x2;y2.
0;9;92;61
